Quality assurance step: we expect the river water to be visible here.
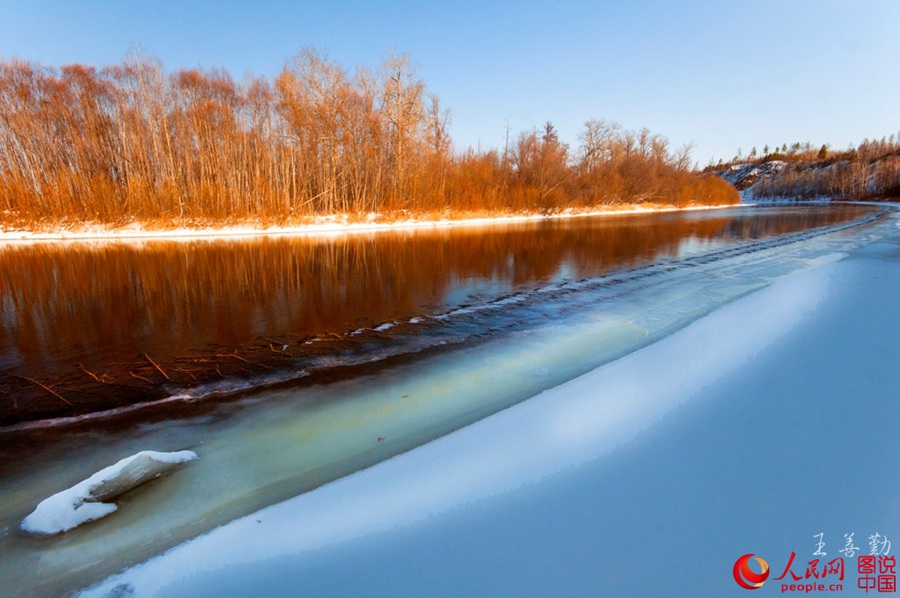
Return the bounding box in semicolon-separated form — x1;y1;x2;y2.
0;204;887;596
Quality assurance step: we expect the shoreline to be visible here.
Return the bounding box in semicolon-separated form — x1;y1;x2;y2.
0;203;738;244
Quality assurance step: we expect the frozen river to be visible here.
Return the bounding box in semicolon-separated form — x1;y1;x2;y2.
0;204;891;596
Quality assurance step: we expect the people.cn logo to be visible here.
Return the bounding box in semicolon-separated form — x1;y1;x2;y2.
734;553;771;590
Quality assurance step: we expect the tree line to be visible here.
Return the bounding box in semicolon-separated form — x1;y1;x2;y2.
0;50;737;227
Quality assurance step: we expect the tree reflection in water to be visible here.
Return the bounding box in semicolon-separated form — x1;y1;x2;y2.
0;205;872;425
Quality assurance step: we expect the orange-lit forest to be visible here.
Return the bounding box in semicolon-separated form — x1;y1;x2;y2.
0;51;738;228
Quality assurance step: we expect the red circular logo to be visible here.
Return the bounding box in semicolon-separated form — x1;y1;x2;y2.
733;553;770;590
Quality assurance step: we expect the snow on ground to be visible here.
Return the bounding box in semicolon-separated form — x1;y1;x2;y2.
80;218;900;597
721;160;786;191
0;205;735;244
22;451;197;535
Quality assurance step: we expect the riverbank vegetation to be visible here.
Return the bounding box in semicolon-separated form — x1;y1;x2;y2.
709;136;900;200
0;50;737;229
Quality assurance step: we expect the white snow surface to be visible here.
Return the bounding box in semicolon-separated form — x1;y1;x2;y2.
0;205;734;244
22;450;197;535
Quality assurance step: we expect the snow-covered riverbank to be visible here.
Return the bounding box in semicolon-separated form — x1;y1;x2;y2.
0;204;735;243
81;213;900;597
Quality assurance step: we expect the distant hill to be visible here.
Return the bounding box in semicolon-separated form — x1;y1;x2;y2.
719;161;786;192
708;137;900;202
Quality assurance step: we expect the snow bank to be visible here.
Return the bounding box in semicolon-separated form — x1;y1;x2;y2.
22;450;197;535
0;205;736;244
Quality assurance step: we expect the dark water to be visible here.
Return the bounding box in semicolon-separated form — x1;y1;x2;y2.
0;205;876;426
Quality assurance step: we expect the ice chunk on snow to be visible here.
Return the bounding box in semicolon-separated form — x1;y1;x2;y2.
21;450;197;535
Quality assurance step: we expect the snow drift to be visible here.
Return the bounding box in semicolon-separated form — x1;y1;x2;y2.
21;450;197;535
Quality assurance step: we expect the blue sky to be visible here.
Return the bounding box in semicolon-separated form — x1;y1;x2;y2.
1;0;897;166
